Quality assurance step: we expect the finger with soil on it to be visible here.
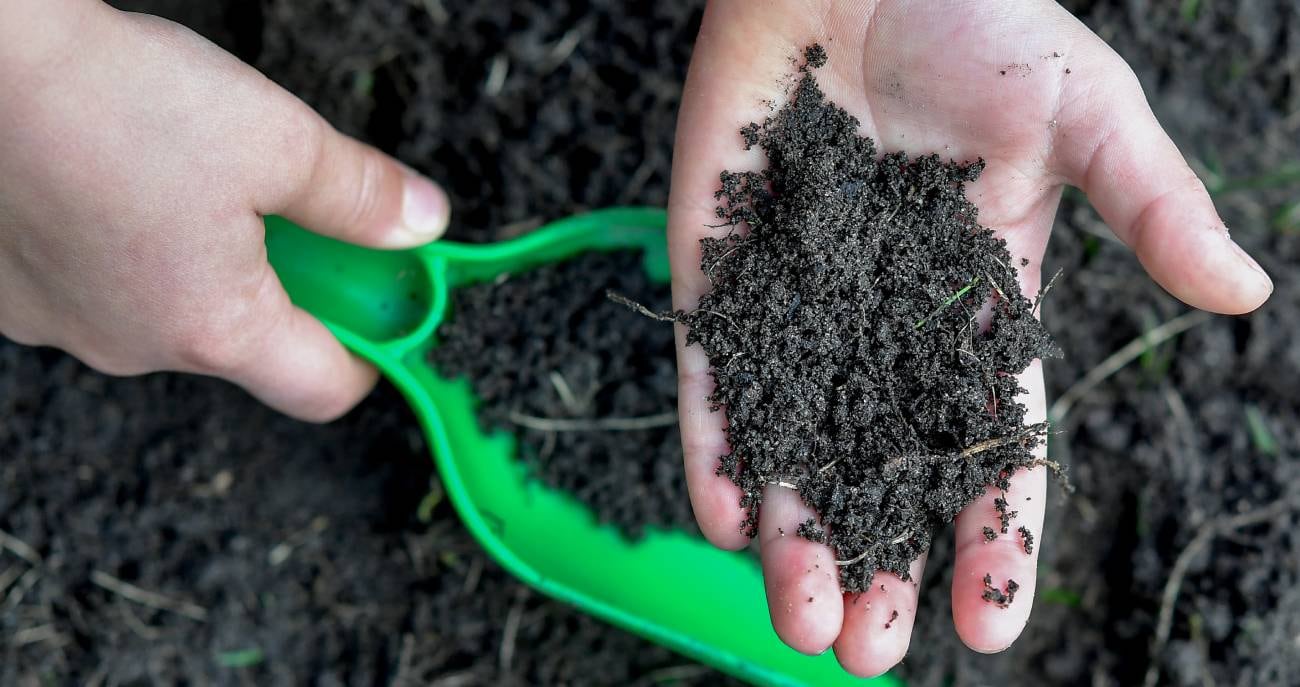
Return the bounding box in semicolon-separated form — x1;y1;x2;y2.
833;555;927;678
951;363;1047;653
757;484;842;655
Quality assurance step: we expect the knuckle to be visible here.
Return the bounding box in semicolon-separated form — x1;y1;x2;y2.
274;107;329;193
342;148;387;228
169;308;252;375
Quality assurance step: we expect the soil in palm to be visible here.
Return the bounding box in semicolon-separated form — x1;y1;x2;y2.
683;46;1058;592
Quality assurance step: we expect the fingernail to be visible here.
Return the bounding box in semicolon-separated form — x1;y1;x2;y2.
398;171;450;244
1223;231;1273;292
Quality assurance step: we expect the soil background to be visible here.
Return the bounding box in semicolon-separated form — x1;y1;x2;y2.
3;1;1299;686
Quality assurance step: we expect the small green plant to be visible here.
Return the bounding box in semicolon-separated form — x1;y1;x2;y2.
1245;404;1279;456
1040;587;1082;607
1272;199;1300;233
216;648;265;669
1138;311;1176;381
915;276;980;329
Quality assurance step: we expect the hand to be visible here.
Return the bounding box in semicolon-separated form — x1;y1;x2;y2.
0;0;449;422
669;0;1272;676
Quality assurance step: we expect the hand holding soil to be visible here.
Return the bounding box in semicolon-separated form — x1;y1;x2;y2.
0;0;449;423
668;0;1273;677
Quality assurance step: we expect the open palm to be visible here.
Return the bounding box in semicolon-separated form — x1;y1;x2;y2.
668;0;1272;677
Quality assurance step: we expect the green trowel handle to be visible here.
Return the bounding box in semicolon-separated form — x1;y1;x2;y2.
263;208;671;368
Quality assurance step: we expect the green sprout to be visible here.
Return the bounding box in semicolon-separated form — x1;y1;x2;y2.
216;648;265;669
1040;587;1082;607
915;276;981;329
1245;404;1279;456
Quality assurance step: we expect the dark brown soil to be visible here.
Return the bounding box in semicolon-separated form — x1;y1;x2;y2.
684;49;1055;593
5;1;1298;685
430;250;692;538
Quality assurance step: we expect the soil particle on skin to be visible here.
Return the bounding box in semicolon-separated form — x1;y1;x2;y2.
430;251;692;538
982;526;998;542
682;45;1057;593
1018;525;1034;555
981;574;1020;608
886;609;900;629
994;494;1018;534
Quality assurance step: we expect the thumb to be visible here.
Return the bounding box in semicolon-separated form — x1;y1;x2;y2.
1055;64;1272;315
271;109;450;249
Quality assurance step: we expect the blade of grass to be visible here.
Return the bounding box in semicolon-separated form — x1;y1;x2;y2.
1272;199;1300;233
1244;405;1279;456
915;276;980;329
1040;587;1082;607
1211;163;1300;196
217;648;265;669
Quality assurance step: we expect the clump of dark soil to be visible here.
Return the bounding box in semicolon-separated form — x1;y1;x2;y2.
430;251;692;537
981;574;1020;608
682;47;1057;592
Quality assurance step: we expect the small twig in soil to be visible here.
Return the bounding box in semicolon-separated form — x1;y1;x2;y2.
1031;457;1076;494
462;556;484;596
117;599;162;641
0;528;43;566
484;54;509;96
959;422;1051;459
0;566;23;598
430;671;483;687
632;664;713;687
915;276;981;329
768;480;800;490
834;549;872;567
10;624;66;648
547;371;582;414
696;309;740;331
507;411;677;432
985;273;1009;303
1032;268;1063;315
89;570;208;622
2;567;41;610
705;244;745;278
607;289;741;331
498;589;526;675
605;290;676;322
393;634;417;687
1050;310;1211;422
1142;495;1300;687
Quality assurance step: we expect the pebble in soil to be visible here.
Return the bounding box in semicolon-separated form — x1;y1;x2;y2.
681;46;1058;593
430;250;693;538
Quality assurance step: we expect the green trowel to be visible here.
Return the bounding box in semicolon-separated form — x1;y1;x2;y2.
264;208;896;687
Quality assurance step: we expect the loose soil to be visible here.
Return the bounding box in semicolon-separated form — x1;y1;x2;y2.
4;1;1298;685
683;48;1055;592
430;250;692;538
